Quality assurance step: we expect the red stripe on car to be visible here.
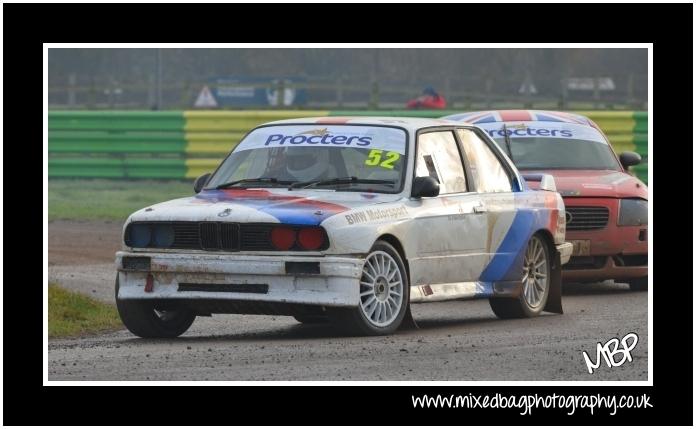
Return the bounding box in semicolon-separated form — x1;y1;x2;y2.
498;110;533;121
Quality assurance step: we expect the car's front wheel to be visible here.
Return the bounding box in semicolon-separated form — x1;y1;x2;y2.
115;276;196;338
328;241;410;335
490;233;551;319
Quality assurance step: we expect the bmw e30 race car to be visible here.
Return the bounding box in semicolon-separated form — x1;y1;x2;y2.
115;117;573;337
442;110;648;291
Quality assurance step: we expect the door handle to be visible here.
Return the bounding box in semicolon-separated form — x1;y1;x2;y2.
473;204;487;214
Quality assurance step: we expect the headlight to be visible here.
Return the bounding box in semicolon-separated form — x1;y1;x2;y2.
127;224;152;247
618;199;648;226
153;224;175;247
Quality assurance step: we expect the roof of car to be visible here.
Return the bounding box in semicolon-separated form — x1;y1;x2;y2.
262;116;467;131
442;110;594;126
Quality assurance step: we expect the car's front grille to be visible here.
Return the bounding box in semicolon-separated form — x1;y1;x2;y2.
240;225;273;250
125;222;278;251
170;222;200;248
566;206;610;231
199;222;219;250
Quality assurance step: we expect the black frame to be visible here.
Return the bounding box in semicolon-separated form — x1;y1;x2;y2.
17;3;689;425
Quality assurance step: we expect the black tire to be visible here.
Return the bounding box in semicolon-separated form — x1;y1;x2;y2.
293;314;329;324
115;276;196;338
327;240;410;336
628;276;648;291
490;233;551;319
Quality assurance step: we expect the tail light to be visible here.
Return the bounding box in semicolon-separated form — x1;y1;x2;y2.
270;227;296;250
297;227;325;250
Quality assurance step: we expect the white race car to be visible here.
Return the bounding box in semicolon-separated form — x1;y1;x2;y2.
115;117;572;337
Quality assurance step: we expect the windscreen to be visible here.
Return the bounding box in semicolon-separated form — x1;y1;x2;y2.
206;124;408;193
475;121;621;170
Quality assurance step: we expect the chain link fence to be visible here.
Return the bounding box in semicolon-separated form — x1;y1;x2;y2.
48;73;648;111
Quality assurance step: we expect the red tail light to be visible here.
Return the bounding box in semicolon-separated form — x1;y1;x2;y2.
297;227;325;250
270;227;296;250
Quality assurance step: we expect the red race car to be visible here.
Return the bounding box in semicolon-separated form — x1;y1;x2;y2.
444;110;648;291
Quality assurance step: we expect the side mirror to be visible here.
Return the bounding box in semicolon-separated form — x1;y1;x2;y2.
522;173;557;192
194;173;211;193
411;176;440;198
619;151;641;169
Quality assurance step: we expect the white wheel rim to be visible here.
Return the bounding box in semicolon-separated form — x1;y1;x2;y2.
359;250;404;327
522;236;549;308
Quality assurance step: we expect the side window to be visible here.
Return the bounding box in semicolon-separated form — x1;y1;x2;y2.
457;129;512;193
416;131;467;194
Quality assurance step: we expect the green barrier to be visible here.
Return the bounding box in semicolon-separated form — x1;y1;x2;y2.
49;131;186;153
49;157;187;179
48;110;648;184
49;111;185;131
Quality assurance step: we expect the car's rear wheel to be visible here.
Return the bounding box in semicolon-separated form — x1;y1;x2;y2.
115;276;196;338
328;241;409;335
628;276;648;291
490;233;550;319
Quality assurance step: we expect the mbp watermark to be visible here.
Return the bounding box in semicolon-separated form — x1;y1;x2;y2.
582;332;639;374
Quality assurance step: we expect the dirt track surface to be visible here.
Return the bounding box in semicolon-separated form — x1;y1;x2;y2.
48;221;649;381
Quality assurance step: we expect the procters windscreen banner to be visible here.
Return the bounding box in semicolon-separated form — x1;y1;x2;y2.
235;125;407;154
474;121;608;144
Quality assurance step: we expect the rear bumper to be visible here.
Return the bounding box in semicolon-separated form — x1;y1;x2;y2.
115;251;363;307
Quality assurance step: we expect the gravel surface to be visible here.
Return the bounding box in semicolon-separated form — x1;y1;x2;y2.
48;221;649;381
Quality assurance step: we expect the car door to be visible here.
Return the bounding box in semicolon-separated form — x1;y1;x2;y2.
406;129;490;287
455;128;520;283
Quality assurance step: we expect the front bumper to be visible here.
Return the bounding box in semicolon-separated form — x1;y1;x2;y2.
556;242;573;265
562;254;648;282
116;251;364;307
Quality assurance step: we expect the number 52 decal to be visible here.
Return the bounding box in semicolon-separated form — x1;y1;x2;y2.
365;149;400;169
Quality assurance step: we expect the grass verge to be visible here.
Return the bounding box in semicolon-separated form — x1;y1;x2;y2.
48;178;194;221
48;283;123;338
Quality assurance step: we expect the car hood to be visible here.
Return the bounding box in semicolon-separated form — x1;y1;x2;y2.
522;169;648;199
127;188;405;226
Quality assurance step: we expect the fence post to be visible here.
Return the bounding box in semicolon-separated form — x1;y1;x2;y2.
593;76;600;109
277;79;285;108
147;74;155;109
627;73;634;109
444;76;451;108
68;73;76;107
108;77;115;109
180;79;191;109
155;48;162;110
485;78;492;109
87;76;96;109
369;80;379;109
336;76;343;108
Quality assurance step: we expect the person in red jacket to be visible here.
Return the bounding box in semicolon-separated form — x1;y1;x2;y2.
406;86;447;109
